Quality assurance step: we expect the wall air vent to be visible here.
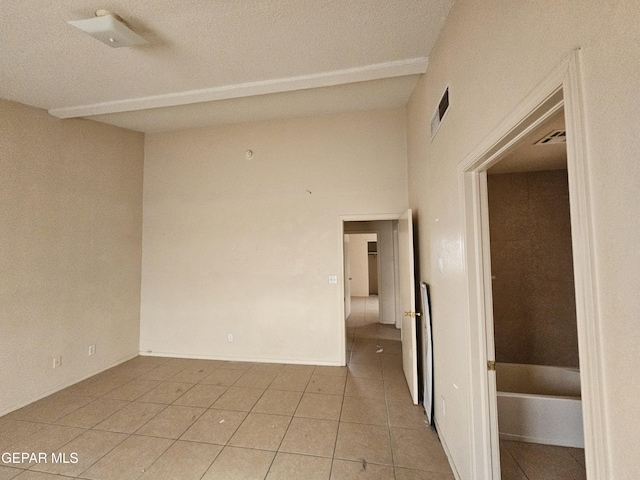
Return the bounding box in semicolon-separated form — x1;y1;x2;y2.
430;86;450;140
535;130;567;145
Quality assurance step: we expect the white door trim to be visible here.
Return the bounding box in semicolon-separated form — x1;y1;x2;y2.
458;50;607;479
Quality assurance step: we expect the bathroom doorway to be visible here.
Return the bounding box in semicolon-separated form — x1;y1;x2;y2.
460;53;605;480
486;109;586;478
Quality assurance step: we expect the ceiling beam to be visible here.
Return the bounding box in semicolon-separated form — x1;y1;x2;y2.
48;57;428;119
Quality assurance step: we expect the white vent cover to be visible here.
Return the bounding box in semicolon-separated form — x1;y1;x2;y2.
430;87;450;140
535;130;566;145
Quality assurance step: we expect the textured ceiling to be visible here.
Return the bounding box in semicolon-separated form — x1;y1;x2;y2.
0;0;454;132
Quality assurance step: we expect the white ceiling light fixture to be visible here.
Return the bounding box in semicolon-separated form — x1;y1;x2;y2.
67;10;148;48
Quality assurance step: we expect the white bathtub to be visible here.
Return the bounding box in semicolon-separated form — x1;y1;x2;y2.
496;362;584;448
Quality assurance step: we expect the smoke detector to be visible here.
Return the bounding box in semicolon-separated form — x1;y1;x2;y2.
68;10;148;48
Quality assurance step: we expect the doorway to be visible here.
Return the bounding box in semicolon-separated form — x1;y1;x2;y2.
486;109;586;478
341;213;420;404
343;222;398;327
459;53;605;479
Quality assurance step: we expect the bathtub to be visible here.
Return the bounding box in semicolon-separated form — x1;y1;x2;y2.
496;362;584;448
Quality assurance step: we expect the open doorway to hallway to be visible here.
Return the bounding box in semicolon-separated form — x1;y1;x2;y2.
343;221;400;328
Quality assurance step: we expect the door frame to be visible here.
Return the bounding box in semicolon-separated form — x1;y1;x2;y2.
339;213;404;366
459;50;608;479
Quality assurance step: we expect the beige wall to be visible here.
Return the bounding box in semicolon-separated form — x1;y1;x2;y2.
407;1;640;478
0;100;144;415
141;109;408;364
488;171;578;368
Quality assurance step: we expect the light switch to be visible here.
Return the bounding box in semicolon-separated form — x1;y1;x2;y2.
328;275;338;284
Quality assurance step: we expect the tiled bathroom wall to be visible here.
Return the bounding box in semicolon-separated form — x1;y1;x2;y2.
488;170;579;368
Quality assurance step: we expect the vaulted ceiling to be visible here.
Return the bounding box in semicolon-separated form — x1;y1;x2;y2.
0;1;454;132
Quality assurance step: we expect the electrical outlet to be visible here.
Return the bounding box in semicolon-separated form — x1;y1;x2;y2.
227;334;234;343
88;345;96;356
52;356;62;369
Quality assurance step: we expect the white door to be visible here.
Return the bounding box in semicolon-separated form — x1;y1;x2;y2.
398;209;419;404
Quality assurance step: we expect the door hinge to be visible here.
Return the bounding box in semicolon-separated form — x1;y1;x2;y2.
487;360;496;371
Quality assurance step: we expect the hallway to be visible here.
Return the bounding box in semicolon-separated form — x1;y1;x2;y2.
345;296;453;479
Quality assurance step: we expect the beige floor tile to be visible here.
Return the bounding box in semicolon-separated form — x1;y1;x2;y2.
378;340;402;355
306;375;346;395
568;447;586;468
499;443;528;480
201;446;275;480
180;409;247;445
106;363;156;379
340;396;388;426
228;413;291;451
504;441;586;480
383;379;412;402
382;362;404;380
249;363;286;375
138;440;222;480
176;358;224;369
269;373;312;392
112;356;166;371
80;434;173;480
234;370;278;389
266;452;332;480
252;390;302;416
136;381;194;404
351;340;383;354
59;376;129;398
390;427;451;473
387;400;428;429
334;422;392;466
200;369;245;386
0;466;21;479
4;395;92;424
279;417;338;457
103;379;161;401
345;376;385;399
0;419;45;451
294;393;343;420
7;472;73;480
54;398;129;428
173;384;228;408
211;387;265;412
93;401;166;434
30;429;127;477
280;364;316;376
330;459;394;479
168;368;214;383
394;467;455;480
380;352;403;366
139;364;188;381
349;351;383;365
3;425;86;467
135;404;205;439
313;366;348;377
348;363;383;380
220;362;254;371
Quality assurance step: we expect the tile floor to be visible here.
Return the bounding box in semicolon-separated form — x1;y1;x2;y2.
500;439;586;480
0;296;454;480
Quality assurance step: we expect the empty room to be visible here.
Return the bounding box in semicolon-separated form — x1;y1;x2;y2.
1;1;639;479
